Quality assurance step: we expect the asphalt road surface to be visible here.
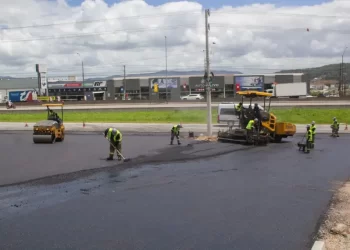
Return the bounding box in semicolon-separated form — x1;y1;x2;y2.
0;134;349;250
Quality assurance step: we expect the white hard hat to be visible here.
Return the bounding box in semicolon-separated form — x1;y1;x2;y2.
311;121;315;125
254;118;258;122
306;124;310;128
333;117;336;120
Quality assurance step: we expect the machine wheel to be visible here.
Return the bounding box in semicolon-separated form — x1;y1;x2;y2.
56;131;65;142
274;135;282;143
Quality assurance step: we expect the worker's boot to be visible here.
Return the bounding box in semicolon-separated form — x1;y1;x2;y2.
117;156;122;161
177;140;181;145
170;140;173;145
106;155;113;161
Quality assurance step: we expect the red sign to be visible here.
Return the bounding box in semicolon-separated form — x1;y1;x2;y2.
235;83;240;91
64;82;82;87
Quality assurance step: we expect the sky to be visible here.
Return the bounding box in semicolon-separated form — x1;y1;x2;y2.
0;0;349;78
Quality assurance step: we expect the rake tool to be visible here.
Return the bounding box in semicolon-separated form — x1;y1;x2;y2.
103;134;131;162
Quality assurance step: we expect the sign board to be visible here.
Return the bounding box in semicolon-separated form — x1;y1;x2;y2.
150;78;178;89
48;87;107;93
9;90;38;102
234;76;264;91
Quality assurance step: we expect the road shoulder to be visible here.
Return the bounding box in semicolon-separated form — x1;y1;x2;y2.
314;180;350;250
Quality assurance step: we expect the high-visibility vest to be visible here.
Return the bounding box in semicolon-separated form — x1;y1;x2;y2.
311;124;316;135
307;129;313;142
246;120;254;130
171;125;179;133
107;128;122;142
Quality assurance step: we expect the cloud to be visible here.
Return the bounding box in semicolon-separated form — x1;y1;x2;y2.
0;0;349;78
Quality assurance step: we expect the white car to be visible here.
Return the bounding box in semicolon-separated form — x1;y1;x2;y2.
180;94;204;100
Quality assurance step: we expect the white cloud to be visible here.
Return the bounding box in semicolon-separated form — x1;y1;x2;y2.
0;0;349;78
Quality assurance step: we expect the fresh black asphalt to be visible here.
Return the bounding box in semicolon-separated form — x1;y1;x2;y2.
0;133;349;250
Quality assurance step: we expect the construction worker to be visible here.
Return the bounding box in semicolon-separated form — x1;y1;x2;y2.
170;124;183;145
246;118;258;141
310;121;316;148
236;102;242;118
104;128;123;161
305;124;312;153
331;117;340;137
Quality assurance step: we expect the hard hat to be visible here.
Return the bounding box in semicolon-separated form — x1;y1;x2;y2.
177;124;183;128
333;117;336;120
306;124;310;128
254;118;258;122
312;121;315;125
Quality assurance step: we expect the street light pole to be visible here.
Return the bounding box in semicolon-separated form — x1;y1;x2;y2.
77;53;85;100
205;9;212;136
341;46;348;96
165;36;168;103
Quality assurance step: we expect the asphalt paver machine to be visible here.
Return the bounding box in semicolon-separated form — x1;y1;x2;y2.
217;91;296;144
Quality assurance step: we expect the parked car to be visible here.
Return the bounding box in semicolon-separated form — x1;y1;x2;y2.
180;94;204;100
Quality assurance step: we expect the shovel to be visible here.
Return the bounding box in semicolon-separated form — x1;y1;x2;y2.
104;134;131;162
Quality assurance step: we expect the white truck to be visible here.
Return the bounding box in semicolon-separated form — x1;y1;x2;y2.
266;82;307;98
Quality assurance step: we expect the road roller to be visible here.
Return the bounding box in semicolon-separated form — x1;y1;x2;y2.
33;103;65;144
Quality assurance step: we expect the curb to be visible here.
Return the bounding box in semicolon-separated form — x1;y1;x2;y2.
311;240;326;250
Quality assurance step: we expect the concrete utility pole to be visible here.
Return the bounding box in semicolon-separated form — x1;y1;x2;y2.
123;65;126;100
341;46;348;96
205;9;212;136
165;35;168;103
76;53;85;99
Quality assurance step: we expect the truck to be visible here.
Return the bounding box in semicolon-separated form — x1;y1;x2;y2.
266;82;307;98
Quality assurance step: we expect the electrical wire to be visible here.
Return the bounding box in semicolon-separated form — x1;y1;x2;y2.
0;10;203;30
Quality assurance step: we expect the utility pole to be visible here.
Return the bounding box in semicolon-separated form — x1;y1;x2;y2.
123;65;126;100
82;60;85;99
205;9;212;136
341;46;348;96
165;35;168;103
76;53;85;100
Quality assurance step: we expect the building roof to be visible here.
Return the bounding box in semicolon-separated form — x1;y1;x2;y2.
111;73;304;80
0;78;38;89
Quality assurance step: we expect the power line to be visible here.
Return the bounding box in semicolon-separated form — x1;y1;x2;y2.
0;10;202;31
213;9;350;19
0;24;197;43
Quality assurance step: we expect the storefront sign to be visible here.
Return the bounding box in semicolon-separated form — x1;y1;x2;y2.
48;87;107;93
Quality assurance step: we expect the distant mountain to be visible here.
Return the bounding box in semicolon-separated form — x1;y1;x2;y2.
276;63;348;81
86;70;242;81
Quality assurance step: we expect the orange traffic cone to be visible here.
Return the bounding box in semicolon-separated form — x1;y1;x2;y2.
25;123;28;127
345;123;348;130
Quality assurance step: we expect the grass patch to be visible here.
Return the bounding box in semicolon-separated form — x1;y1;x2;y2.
0;108;348;124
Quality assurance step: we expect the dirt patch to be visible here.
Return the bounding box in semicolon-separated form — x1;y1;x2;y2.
317;181;350;249
194;135;218;142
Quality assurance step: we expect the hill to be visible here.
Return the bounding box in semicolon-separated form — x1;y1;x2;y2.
276;63;349;80
86;70;242;81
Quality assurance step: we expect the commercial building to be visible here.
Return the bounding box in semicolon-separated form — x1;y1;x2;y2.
0;73;308;102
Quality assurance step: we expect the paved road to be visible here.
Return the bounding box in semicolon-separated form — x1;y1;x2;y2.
1;100;350;112
0;132;192;186
0;134;349;249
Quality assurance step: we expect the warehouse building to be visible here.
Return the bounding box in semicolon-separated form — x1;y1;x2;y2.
0;73;308;102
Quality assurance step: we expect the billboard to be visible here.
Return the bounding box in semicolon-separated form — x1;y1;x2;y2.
234;76;264;91
150;78;178;89
9;90;38;102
